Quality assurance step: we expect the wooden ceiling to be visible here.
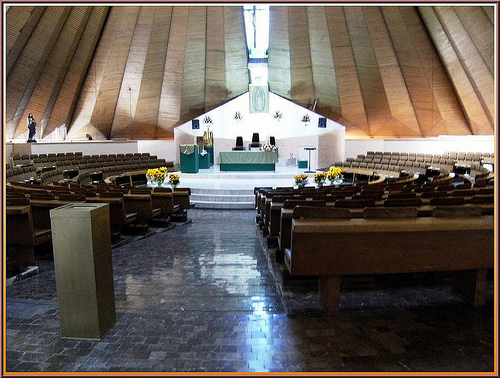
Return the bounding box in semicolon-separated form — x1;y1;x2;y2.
5;5;495;140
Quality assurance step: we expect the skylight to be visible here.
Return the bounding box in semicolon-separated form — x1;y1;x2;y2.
243;5;269;60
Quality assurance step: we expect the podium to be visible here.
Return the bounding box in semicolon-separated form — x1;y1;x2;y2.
180;144;199;173
50;203;116;340
304;147;316;173
199;151;210;169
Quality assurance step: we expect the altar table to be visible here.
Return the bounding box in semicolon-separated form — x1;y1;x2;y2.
219;151;277;171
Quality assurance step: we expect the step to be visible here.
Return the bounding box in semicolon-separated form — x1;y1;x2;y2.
191;193;254;203
191;188;254;195
190;188;256;209
192;201;255;210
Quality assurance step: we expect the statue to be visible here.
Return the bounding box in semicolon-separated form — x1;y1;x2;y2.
27;113;37;143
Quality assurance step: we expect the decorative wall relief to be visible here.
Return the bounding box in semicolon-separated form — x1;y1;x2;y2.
249;84;269;113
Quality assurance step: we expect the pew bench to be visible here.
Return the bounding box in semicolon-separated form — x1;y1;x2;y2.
6;204;52;272
86;196;138;240
122;194;162;224
277;202;494;253
172;188;192;211
284;216;494;314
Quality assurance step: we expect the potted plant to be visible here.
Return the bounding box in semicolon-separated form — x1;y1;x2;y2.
314;172;327;187
293;173;309;188
326;166;343;185
169;173;180;189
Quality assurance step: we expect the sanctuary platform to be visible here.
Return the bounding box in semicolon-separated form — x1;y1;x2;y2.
178;164;308;210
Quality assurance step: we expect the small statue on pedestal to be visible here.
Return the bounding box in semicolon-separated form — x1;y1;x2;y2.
27;113;37;143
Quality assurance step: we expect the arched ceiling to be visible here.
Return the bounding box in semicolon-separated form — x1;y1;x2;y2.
4;5;495;141
268;5;495;137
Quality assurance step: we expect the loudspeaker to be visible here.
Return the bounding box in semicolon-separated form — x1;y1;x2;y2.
192;120;200;129
318;118;326;128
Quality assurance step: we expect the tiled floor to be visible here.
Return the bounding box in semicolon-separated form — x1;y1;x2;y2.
4;209;496;373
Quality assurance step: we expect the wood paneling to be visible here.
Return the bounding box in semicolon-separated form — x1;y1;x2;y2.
345;6;389;136
268;6;291;97
34;7;94;139
399;6;471;136
180;7;207;122
7;6;70;139
6;6;45;77
288;7;314;107
307;7;339;115
435;7;494;126
131;7;172;140
68;7;118;140
267;5;492;137
157;7;189;139
46;7;109;139
224;7;249;98
90;7;140;139
419;6;494;135
110;6;156;140
366;7;420;137
326;7;369;137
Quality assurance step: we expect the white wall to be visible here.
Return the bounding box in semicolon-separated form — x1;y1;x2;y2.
8;140;138;157
345;135;495;159
174;91;346;167
137;140;175;162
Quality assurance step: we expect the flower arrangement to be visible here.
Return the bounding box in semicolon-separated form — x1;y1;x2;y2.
301;114;311;123
273;110;283;121
262;142;277;151
294;173;309;186
168;173;180;187
146;167;168;185
233;111;243;121
326;166;343;184
314;172;327;185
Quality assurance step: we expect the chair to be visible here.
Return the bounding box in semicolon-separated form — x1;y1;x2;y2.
232;136;245;151
249;133;261;150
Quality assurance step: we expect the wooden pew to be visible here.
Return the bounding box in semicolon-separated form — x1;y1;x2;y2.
267;195;306;239
269;199;325;250
86;196;138;240
118;193;161;224
29;199;84;230
261;191;301;233
6;201;52;272
284;215;494;314
153;187;182;216
172;188;191;211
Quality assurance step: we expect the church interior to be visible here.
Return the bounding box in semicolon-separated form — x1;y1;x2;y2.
3;4;497;374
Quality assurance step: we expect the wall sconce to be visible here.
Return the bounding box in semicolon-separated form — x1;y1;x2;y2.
233;111;243;121
301;114;311;123
273;110;283;122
